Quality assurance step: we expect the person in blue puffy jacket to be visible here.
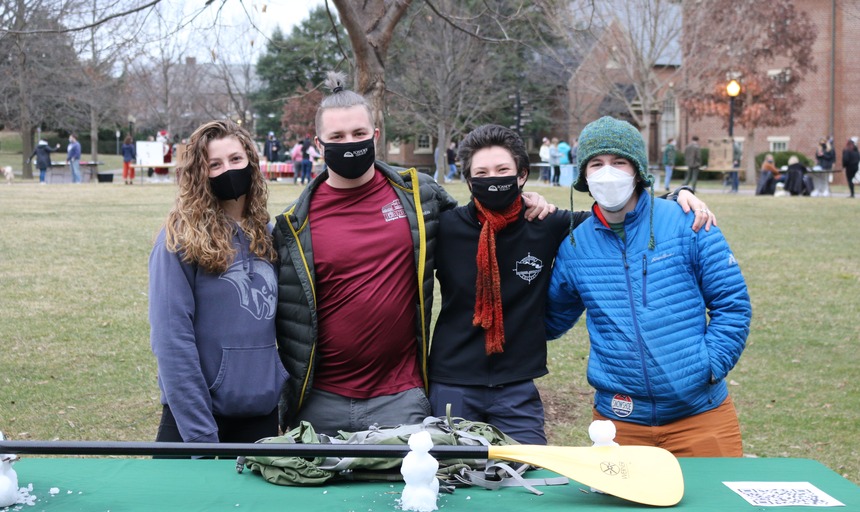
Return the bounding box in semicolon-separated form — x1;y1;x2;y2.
546;116;751;457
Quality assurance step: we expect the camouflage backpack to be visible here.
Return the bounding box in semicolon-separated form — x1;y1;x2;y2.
238;415;567;494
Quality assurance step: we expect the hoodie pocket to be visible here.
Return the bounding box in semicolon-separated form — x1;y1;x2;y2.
209;345;288;417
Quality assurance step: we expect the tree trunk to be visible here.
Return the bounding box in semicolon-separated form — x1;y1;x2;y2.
90;108;99;163
331;0;413;163
744;129;756;185
20;125;35;180
436;124;450;181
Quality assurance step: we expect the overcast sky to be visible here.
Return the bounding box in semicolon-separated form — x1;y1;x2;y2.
159;0;327;62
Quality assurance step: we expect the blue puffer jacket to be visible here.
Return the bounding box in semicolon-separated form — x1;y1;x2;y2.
546;193;751;426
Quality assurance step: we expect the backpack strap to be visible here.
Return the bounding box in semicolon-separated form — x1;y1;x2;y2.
452;461;569;495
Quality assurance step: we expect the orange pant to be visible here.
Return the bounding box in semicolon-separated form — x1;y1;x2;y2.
593;396;743;457
123;161;135;180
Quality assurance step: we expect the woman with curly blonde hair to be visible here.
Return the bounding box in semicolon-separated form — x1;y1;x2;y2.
149;119;287;447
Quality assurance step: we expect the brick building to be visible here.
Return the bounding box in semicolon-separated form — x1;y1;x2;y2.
567;0;858;185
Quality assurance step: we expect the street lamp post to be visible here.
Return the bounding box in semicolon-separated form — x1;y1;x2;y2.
726;79;741;192
726;79;740;138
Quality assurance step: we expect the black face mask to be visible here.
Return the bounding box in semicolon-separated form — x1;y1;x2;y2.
322;138;376;180
469;175;521;212
209;163;253;201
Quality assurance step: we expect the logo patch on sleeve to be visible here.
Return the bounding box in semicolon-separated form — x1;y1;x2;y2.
611;394;634;417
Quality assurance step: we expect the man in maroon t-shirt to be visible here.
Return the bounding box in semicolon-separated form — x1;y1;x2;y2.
273;72;553;434
274;73;438;433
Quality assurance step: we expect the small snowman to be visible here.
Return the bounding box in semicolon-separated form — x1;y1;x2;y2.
588;420;618;494
399;430;439;512
588;420;619;448
0;432;20;508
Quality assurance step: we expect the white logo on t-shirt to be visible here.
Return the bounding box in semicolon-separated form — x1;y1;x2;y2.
513;253;543;283
382;199;407;222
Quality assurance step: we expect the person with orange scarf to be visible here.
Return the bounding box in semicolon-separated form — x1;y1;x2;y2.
427;125;714;445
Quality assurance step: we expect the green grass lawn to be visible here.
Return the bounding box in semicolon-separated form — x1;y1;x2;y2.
0;178;857;484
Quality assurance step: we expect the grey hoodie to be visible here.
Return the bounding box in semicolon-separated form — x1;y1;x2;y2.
148;226;287;442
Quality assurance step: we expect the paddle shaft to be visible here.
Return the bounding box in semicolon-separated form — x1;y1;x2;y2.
0;440;489;459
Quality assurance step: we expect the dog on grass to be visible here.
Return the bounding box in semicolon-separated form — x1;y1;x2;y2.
1;166;12;185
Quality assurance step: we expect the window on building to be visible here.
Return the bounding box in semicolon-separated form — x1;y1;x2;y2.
415;134;432;154
661;93;676;145
768;136;790;153
388;139;401;155
767;68;792;97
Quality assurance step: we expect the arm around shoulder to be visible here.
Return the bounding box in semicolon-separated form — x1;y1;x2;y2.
545;240;586;339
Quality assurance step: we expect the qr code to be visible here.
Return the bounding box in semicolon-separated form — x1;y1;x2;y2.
737;487;837;506
725;482;845;507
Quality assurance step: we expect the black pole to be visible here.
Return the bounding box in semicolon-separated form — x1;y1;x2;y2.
728;96;734;138
0;440;490;459
515;91;522;137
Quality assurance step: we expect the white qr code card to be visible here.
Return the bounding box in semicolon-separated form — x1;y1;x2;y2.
724;482;845;507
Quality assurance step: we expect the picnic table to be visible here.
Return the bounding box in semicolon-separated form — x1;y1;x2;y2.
47;161;104;183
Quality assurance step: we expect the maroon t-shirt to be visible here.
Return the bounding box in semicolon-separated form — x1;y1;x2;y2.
308;169;422;398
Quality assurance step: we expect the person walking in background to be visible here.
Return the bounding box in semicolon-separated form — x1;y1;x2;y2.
549;137;561;186
662;138;676;192
264;132;281;163
298;135;317;186
30;139;60;185
148;119;286;446
67;134;82;183
445;141;458;182
538;137;551;184
682;136;702;192
121;135;136;185
546;116;751;457
558;138;571;167
811;137;836;197
843;137;859;199
816;137;835;170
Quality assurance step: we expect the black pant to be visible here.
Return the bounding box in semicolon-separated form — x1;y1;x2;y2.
154;404;278;457
847;167;857;197
551;165;560;185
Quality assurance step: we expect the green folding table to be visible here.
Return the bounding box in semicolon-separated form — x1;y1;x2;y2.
8;457;859;511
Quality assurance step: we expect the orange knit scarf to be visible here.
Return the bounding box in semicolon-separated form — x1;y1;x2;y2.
473;196;523;355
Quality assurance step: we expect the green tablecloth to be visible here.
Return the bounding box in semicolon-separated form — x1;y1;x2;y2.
9;457;859;511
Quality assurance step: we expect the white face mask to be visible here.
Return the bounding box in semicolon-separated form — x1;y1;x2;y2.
586;165;636;212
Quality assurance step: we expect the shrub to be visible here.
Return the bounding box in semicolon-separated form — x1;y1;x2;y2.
755;151;813;169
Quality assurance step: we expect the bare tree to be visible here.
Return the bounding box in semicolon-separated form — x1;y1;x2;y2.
0;0;84;178
68;0;141;161
677;0;817;178
539;0;684;161
387;1;511;171
330;0;413;160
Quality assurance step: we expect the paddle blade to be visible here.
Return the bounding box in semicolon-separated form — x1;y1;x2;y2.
488;444;684;506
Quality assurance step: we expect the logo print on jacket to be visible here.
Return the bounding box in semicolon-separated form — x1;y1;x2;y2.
219;260;277;320
514;253;543;283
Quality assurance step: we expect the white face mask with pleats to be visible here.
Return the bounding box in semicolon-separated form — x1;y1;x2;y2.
586;165;636;212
